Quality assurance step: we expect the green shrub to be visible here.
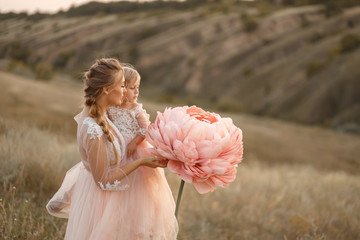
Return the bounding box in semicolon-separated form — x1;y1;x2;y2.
243;67;254;77
340;33;360;53
71;69;85;81
256;1;275;17
7;60;27;72
306;61;325;77
197;9;213;19
127;44;139;63
309;31;325;43
187;58;196;68
324;1;343;18
241;12;258;33
208;2;230;14
9;41;31;63
216;97;244;113
161;78;179;95
263;82;272;96
300;16;310;28
156;92;175;104
53;50;75;69
328;45;341;60
23;24;31;30
34;62;54;80
6;60;33;78
52;22;59;32
119;13;137;22
138;27;159;40
262;38;273;45
95;11;107;18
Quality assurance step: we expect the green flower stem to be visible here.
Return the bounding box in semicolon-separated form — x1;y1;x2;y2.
175;179;185;219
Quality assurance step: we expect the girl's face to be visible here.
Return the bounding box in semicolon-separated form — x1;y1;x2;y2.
125;78;140;103
106;71;126;106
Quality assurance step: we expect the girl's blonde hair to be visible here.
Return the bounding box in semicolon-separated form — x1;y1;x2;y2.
84;58;123;163
121;63;141;87
121;63;141;105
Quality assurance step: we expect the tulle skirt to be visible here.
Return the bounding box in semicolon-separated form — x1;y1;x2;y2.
47;138;178;240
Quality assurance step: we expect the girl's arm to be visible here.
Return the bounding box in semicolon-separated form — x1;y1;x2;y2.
126;134;145;157
121;155;167;175
135;104;150;137
127;103;150;157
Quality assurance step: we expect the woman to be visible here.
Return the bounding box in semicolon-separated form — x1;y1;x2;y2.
63;58;178;239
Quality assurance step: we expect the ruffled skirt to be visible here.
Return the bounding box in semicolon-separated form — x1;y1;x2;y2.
47;139;178;239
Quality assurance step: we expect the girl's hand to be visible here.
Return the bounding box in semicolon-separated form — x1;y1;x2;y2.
140;156;168;168
126;141;137;157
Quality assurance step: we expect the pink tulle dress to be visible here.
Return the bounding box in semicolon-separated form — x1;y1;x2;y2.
47;105;178;240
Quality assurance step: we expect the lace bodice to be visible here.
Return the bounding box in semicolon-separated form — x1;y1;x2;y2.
107;104;150;138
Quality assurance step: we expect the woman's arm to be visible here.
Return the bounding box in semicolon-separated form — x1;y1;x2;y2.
100;155;166;189
85;128;165;191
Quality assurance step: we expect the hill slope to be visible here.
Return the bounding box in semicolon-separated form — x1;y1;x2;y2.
1;4;360;131
1;71;359;174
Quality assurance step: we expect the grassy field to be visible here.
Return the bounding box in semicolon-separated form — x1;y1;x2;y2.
1;71;360;239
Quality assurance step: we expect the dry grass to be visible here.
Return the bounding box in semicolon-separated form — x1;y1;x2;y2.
1;119;359;239
170;161;360;240
1;71;360;239
0;119;78;239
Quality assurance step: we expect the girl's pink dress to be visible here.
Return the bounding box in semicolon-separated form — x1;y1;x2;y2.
48;106;178;240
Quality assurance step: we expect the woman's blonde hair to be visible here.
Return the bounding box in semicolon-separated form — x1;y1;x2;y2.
84;58;123;163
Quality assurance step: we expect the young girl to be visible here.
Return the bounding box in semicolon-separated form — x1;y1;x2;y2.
47;59;178;239
105;65;178;238
107;64;150;159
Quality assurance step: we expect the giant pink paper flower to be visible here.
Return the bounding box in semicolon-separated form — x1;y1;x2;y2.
146;106;243;194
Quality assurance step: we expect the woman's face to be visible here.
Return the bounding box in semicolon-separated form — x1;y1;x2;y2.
106;71;126;106
125;78;140;103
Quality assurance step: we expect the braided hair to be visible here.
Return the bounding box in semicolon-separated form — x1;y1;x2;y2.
83;58;123;164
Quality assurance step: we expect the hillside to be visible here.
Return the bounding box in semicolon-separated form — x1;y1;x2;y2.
0;71;82;137
1;71;359;174
0;3;360;132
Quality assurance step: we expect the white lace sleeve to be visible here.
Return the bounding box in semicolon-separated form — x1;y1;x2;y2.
82;117;130;191
135;104;150;136
83;117;103;139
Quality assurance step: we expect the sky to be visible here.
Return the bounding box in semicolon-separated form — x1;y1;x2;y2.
0;0;155;14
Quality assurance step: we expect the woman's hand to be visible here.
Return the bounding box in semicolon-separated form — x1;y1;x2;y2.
140;156;168;168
